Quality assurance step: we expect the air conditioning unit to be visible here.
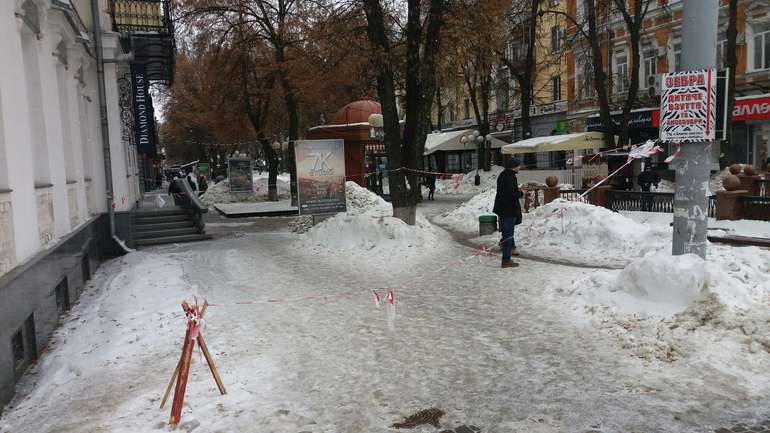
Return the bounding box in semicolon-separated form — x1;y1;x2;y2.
646;74;662;97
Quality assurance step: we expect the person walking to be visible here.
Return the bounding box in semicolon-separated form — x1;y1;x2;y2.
197;174;208;197
493;158;523;268
425;173;436;201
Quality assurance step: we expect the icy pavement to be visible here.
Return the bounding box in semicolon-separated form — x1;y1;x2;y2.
2;214;770;432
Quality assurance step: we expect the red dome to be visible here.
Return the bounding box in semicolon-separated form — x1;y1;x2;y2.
330;100;381;125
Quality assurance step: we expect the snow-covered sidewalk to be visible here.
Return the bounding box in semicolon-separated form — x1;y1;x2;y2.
2;187;770;432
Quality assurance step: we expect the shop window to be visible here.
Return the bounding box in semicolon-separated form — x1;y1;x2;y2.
447;154;461;172
751;23;770;71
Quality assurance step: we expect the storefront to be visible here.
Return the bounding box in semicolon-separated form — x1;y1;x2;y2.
489;101;569;169
730;94;770;167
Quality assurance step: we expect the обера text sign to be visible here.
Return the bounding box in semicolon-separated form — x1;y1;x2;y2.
660;69;717;143
295;139;347;215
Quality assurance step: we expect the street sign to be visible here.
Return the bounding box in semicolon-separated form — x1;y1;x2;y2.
660;69;717;143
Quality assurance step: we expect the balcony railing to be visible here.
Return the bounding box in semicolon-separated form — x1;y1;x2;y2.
109;0;172;34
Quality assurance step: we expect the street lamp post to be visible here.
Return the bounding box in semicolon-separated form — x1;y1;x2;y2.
485;134;493;170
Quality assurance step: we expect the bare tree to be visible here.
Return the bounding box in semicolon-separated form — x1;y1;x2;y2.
363;0;445;224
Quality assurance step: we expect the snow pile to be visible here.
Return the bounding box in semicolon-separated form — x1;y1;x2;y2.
344;181;390;215
651;179;675;193
298;182;441;260
430;165;504;195
514;199;668;267
565;247;770;362
435;189;497;233
200;173;290;205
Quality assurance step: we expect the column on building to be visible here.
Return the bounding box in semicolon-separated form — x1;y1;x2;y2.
0;0;42;264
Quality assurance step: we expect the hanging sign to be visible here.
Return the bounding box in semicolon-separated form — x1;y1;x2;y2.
130;64;157;157
660;69;716;143
295;139;347;215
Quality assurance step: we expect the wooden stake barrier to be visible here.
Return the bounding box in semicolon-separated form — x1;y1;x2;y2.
161;299;226;429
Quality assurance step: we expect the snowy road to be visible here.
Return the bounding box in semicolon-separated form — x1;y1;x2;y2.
1;209;769;432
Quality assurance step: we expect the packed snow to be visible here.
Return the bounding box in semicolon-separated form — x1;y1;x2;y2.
434;188;497;234
297;182;443;264
427;165;504;195
200;173;290;205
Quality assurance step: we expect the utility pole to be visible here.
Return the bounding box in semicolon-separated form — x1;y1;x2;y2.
671;0;718;258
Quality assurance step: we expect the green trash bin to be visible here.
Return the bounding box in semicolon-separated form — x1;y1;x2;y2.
479;215;498;236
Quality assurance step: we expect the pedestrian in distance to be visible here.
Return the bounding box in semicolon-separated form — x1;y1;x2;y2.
187;173;197;192
197;174;208;197
425;173;436;201
493;158;523;268
638;163;661;212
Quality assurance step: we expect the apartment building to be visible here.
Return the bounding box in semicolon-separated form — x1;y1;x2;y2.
566;0;770;169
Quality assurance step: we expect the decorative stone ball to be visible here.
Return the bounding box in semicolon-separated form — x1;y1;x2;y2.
545;176;559;188
729;163;742;175
744;165;757;176
723;174;742;191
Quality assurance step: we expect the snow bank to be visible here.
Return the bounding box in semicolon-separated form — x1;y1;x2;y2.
200;173;290;205
429;165;504;195
514;199;668;267
565;246;770;363
298;182;442;261
434;189;496;233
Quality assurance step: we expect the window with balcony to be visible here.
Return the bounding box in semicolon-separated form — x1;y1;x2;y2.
615;54;628;93
751;23;770;71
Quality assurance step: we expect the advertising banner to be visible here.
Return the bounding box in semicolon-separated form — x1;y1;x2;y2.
295;139;347;215
227;159;253;194
660;69;717;142
130;64;158;158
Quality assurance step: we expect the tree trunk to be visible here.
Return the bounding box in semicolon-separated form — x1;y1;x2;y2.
725;0;738;165
522;0;539;167
275;45;299;206
585;0;615;149
618;26;641;147
363;0;412;224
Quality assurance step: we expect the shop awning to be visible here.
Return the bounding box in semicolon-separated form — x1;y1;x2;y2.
424;129;510;155
501;132;611;154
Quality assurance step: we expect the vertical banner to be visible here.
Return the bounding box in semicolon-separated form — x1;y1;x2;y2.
660;69;716;143
130;64;157;157
295;139;347;215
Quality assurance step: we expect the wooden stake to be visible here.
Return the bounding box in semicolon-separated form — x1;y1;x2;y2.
197;334;226;395
169;323;194;428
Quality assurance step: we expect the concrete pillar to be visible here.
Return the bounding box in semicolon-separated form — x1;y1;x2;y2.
738;175;760;196
0;3;41;261
544;187;561;204
589;185;612;209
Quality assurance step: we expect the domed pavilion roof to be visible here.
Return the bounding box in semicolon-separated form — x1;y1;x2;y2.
329;99;381;125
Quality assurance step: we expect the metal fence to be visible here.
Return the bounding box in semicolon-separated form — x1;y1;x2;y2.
606;191;718;218
558;189;590;203
758;179;770;197
110;0;172;33
740;196;770;221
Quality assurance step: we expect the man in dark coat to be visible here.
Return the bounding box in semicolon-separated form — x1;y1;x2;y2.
493;158;523;268
425;173;437;201
637;163;660;211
